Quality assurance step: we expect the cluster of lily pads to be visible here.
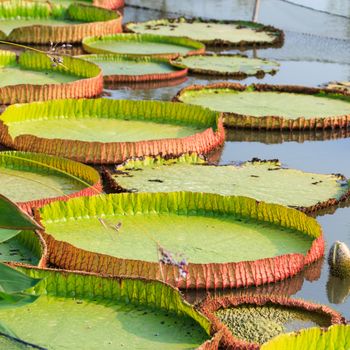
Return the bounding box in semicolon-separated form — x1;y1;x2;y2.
0;0;350;349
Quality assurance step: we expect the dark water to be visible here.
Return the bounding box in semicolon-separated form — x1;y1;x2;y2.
119;0;350;320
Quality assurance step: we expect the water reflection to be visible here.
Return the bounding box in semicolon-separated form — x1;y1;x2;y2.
226;128;350;144
327;275;350;304
104;76;188;91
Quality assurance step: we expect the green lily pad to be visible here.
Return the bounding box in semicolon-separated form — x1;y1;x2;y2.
78;54;188;82
0;267;212;349
125;17;284;47
261;325;350;350
0;1;121;44
0;195;40;231
171;54;279;77
34;0;124;10
217;305;331;344
108;155;349;212
82;33;205;59
0;229;20;244
199;295;345;349
0;231;44;266
0;99;224;164
0;151;101;208
174;83;350;130
0;263;40;294
0;50;102;104
39;192;323;289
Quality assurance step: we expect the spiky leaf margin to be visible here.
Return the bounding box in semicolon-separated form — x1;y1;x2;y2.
0;99;224;164
124;17;284;48
0;50;103;104
0;1;122;44
48;0;124;10
36;192;324;289
103;154;350;214
198;295;346;350
173;83;350;130
79;54;188;82
170;54;279;78
0;151;102;212
12;266;215;346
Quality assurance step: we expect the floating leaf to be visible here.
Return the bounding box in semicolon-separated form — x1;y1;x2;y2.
108;154;349;212
79;54;188;83
199;295;345;349
39;192;323;289
171;54;279;78
83;33;205;59
0;266;213;349
0;1;122;44
0;99;224;164
174;83;350;130
0;151;101;212
125;17;284;47
0;50;102;104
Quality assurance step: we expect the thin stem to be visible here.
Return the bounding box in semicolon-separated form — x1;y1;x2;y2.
0;40;69;70
0;40;46;55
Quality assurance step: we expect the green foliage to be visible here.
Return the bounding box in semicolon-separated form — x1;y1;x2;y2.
0;229;20;243
0;195;41;231
261;325;350;350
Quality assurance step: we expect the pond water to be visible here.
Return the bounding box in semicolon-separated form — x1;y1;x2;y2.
0;0;349;326
117;0;350;320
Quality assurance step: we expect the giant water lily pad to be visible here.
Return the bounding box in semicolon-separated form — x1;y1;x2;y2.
79;54;188;83
0;151;101;212
82;33;205;59
0;99;224;164
261;325;350;350
199;295;345;349
124;17;284;47
106;154;350;213
0;50;102;104
38;192;324;289
0;0;122;44
0;266;215;349
0;231;44;266
35;0;124;10
174;83;350;130
171;54;279;78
